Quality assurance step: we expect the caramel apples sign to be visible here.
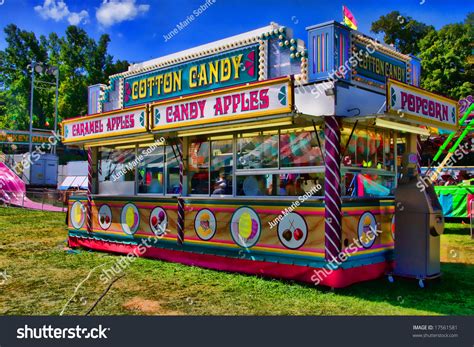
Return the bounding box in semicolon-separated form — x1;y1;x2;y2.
62;107;147;143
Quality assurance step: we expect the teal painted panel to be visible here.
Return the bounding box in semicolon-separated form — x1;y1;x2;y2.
123;45;259;107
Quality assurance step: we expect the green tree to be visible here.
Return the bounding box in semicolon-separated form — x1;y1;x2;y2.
371;11;434;55
0;24;129;131
418;14;473;99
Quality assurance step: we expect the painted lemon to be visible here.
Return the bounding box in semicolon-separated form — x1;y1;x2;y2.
126;207;136;228
74;204;83;224
238;212;252;239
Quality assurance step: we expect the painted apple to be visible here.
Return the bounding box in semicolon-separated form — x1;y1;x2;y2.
293;228;304;241
158;211;165;222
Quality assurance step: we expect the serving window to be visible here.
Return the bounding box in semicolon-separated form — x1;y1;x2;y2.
94;123;398;199
97;142;182;196
185;126;326;197
98;146;136;195
237;131;278;169
341;124;397;198
138;146;165;194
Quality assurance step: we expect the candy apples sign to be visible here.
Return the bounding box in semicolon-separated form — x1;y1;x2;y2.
387;79;458;131
62;107;147;143
151;78;292;130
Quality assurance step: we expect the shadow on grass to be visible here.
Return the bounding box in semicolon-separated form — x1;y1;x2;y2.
331;262;474;315
444;220;471;235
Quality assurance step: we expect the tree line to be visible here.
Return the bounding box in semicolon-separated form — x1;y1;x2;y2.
372;11;473;100
0;25;128;130
0;11;472;131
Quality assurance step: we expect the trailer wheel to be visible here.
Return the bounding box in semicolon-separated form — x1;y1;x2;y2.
388;275;394;283
418;279;425;288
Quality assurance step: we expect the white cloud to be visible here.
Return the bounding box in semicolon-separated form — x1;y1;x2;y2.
96;0;150;27
67;10;89;25
34;0;89;25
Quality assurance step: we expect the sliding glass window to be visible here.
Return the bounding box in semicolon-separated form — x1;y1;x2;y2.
138;145;165;194
211;137;233;195
341;125;396;198
98;146;136;195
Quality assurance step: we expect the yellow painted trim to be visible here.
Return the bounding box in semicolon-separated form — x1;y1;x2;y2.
62;105;146;125
386;79;459;131
388;79;458;105
62;105;149;144
152;108;292;131
63;128;149;144
385;110;458;131
85;229;392;257
84;135;154;148
90;229;325;257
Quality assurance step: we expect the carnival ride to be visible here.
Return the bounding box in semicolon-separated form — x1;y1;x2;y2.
426;103;474;220
0;162;63;211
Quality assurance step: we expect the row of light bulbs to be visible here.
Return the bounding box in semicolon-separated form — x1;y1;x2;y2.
101;25;309;104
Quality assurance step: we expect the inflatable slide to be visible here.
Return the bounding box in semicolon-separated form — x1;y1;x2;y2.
0;162;63;212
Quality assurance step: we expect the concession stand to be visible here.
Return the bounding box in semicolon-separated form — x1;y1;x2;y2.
62;21;458;288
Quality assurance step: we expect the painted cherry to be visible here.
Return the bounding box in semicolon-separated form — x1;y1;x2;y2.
151;216;158;226
282;229;292;241
293;228;304;241
105;215;111;224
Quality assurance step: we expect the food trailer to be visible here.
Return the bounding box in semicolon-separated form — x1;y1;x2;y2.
62;21;458;288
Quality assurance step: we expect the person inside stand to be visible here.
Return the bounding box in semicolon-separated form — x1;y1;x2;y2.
212;171;227;195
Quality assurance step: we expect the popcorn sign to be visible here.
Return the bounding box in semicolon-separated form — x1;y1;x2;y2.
387;79;458;131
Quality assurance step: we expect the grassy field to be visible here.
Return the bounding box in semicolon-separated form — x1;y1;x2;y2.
0;207;473;316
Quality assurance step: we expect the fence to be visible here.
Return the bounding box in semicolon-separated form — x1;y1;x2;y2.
0;189;85;212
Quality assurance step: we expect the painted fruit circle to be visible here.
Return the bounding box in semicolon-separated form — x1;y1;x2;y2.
98;204;112;230
277;212;308;249
71;201;85;229
194;209;217;241
357;212;377;248
149;207;167;237
120;203;140;235
230;207;260;248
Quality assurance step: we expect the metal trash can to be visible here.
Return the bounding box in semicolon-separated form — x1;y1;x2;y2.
392;153;444;287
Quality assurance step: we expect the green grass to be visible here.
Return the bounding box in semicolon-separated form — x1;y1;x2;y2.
0;207;473;316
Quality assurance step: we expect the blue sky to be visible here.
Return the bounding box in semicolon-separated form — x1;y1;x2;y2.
0;0;472;65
